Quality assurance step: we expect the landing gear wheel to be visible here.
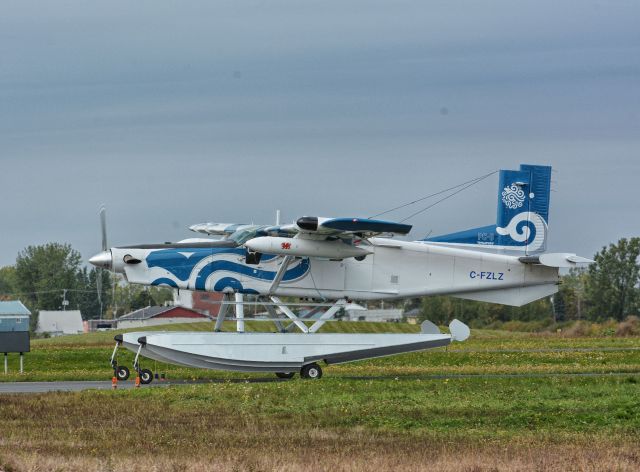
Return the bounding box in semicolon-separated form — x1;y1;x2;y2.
275;372;295;379
300;363;322;380
116;365;130;381
139;368;153;385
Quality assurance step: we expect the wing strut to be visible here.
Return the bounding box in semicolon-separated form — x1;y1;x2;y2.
268;255;294;295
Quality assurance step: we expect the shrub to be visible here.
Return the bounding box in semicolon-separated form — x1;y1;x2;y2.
616;316;640;337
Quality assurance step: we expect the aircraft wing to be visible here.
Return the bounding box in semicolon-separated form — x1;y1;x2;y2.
294;216;412;238
190;217;411;240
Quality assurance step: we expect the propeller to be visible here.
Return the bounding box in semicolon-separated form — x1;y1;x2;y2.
95;206;110;317
90;206;118;319
97;206;106;314
100;206;108;252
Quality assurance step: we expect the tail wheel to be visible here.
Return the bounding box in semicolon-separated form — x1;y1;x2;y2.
116;365;130;381
139;368;153;385
300;363;322;380
275;372;295;379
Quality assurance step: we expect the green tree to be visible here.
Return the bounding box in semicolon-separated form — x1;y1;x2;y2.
0;266;17;299
419;296;452;325
419;294;553;328
76;267;113;319
111;279;174;316
552;290;566;322
131;290;154;310
558;268;588;320
14;243;83;315
585;237;640;321
151;287;174;306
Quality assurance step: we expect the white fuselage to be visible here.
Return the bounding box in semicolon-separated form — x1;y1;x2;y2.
117;238;560;306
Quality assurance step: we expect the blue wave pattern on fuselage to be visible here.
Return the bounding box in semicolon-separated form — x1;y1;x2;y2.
150;277;179;288
146;247;278;281
146;247;308;291
146;247;239;281
213;277;259;294
194;258;310;290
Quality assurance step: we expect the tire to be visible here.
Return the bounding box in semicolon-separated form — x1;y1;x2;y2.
300;363;322;380
116;365;130;381
275;372;295;379
139;368;153;385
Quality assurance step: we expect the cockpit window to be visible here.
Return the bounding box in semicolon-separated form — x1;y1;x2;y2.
229;226;265;245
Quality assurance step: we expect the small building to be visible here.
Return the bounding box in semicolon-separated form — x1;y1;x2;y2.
117;306;211;329
36;310;84;336
403;308;421;325
345;308;404;323
85;319;118;332
191;291;224;317
173;289;223;317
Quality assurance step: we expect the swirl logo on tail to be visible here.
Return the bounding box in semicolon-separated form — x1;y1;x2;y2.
496;212;547;252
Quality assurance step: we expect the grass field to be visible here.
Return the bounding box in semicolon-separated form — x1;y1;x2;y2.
0;322;639;471
3;321;640;382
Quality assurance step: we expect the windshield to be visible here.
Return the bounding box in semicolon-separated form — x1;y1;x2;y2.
229;226;265;245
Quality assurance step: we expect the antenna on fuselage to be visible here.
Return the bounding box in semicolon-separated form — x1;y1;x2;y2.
276;209;281;226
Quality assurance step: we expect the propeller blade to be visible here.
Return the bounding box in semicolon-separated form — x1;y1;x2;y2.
100;206;108;252
96;268;102;305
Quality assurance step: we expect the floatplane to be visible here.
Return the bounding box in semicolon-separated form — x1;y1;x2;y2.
90;164;591;383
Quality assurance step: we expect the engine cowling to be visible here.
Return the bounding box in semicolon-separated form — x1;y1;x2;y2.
245;236;372;259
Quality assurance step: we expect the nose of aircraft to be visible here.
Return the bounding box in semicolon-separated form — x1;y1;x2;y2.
89;250;112;269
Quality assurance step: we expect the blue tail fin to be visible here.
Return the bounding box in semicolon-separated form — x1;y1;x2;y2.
424;164;551;253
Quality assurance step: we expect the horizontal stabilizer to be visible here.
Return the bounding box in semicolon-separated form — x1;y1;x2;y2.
519;253;594;268
449;319;470;342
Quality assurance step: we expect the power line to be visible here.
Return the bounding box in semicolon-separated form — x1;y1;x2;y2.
0;288;101;298
399;171;498;223
369;170;498;220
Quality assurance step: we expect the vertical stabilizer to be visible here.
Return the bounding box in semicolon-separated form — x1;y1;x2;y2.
424;164;552;253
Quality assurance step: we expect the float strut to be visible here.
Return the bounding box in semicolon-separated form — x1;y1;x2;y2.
110;340;121;373
214;293;232;332
309;299;347;333
270;296;308;333
133;342;144;373
235;292;245;333
262;299;285;332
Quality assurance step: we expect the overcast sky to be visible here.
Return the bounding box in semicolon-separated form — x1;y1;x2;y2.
1;0;639;266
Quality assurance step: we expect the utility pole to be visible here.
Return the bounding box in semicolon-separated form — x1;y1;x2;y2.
62;289;69;311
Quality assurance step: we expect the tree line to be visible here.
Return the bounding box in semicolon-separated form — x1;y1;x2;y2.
0;243;173;327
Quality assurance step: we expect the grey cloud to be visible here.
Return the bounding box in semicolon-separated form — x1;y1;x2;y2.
0;0;639;266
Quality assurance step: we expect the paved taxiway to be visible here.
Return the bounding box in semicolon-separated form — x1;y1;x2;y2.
1;371;639;394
